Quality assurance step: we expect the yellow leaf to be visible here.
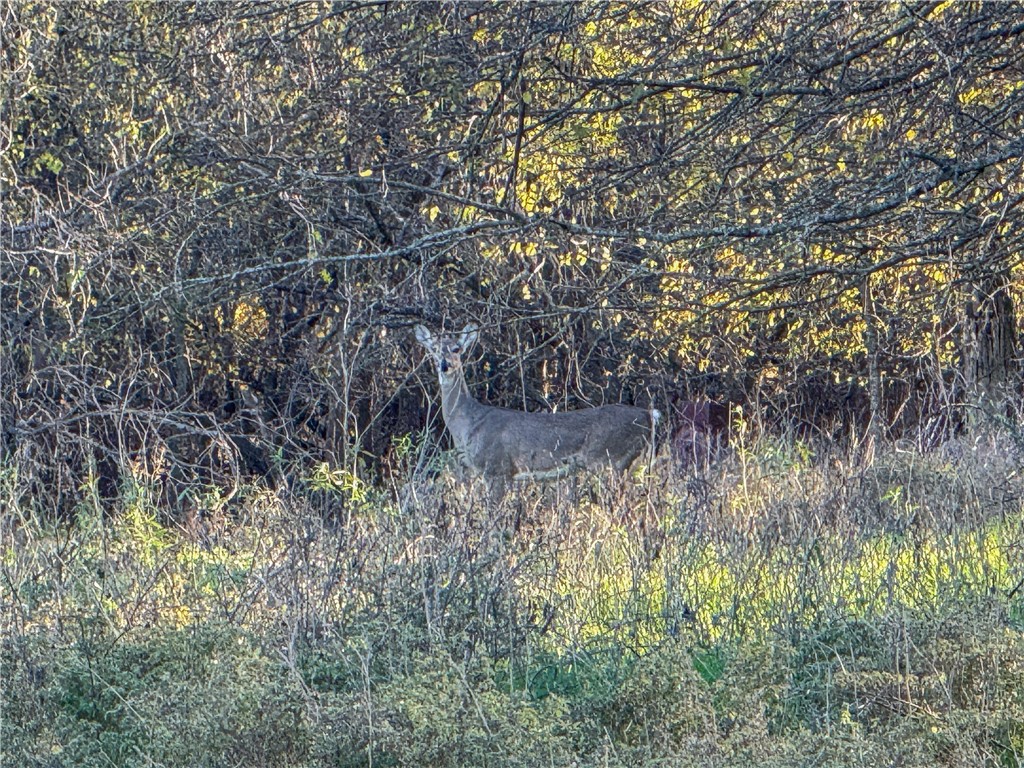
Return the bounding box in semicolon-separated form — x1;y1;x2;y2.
359;169;373;177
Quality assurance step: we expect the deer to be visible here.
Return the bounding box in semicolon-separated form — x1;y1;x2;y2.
415;323;661;487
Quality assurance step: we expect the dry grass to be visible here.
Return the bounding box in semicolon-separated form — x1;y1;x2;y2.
2;431;1023;767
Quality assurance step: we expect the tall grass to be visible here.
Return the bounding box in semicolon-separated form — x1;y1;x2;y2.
2;432;1023;767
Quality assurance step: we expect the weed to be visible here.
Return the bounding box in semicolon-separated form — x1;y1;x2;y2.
2;433;1023;766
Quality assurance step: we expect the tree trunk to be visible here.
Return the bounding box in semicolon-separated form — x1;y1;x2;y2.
863;275;882;462
964;266;1019;429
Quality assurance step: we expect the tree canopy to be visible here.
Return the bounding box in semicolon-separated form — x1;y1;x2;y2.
3;1;1022;514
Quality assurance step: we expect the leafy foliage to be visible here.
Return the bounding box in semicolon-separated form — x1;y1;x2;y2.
2;2;1022;512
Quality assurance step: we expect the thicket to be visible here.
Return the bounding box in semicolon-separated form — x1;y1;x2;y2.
2;1;1022;513
3;2;1024;766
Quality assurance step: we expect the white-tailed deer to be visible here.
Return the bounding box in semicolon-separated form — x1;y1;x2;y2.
415;323;661;485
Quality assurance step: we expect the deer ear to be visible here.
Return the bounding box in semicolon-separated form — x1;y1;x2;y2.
414;325;434;350
460;323;479;350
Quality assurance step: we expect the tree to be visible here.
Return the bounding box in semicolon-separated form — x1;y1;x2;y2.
3;1;1021;517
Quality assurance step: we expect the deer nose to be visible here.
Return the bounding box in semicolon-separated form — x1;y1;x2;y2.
440;359;450;374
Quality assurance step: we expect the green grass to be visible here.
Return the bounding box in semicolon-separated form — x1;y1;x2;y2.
3;435;1023;767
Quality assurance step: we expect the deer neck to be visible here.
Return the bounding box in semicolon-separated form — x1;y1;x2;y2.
439;371;482;435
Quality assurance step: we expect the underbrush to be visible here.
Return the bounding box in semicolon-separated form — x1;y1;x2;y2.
2;434;1023;767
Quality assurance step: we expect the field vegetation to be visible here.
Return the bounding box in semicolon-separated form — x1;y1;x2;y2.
5;427;1024;767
